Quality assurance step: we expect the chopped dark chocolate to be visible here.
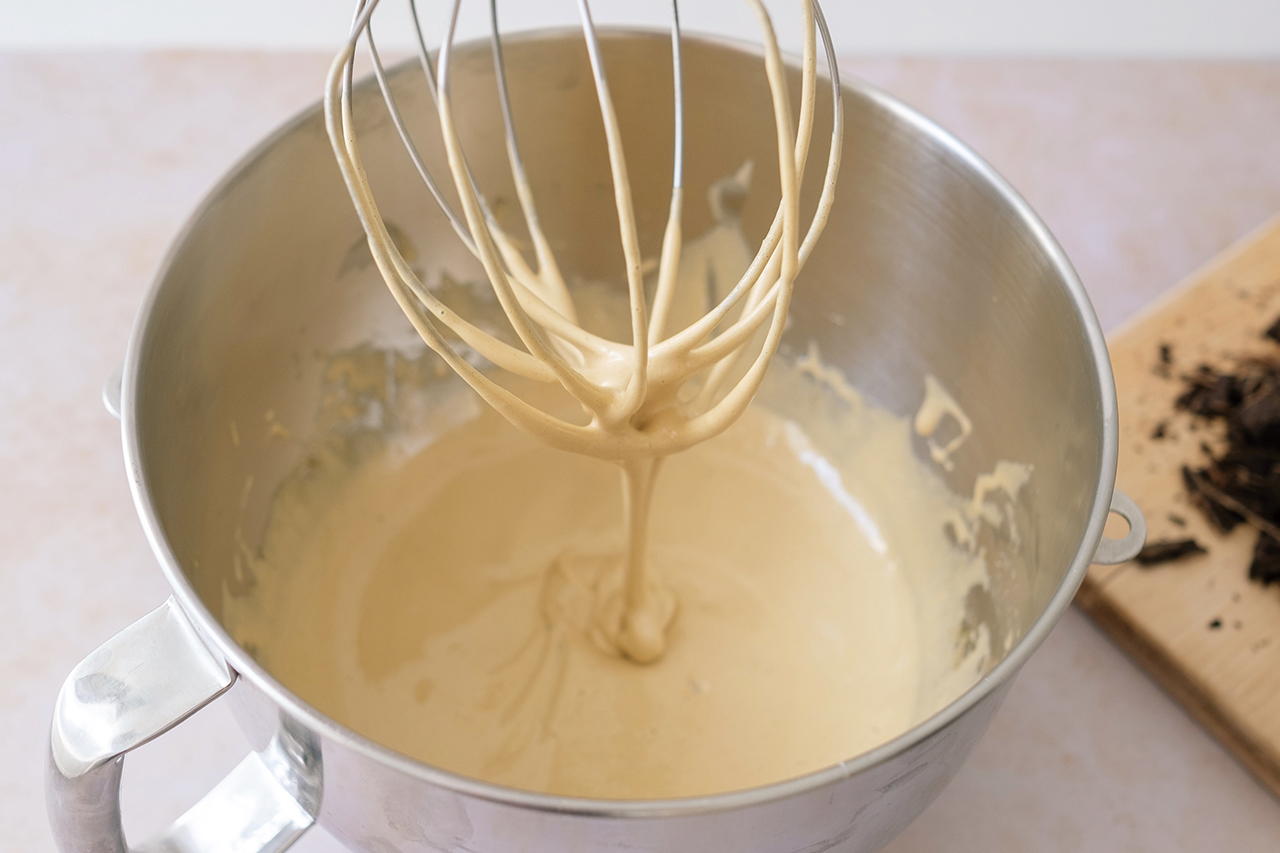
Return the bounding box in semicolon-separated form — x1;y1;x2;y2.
1134;538;1208;565
1165;317;1280;587
1151;420;1169;440
1160;343;1173;365
1208;618;1223;629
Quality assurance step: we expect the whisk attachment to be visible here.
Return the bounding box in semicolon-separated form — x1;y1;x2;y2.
326;0;842;662
326;0;841;460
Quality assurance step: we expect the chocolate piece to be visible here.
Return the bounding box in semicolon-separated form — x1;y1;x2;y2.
1232;384;1280;446
1176;368;1243;417
1250;533;1280;586
1162;313;1280;589
1134;538;1208;565
1183;465;1244;533
1265;317;1280;344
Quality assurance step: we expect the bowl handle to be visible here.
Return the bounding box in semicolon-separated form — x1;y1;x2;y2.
46;597;316;853
1091;490;1147;565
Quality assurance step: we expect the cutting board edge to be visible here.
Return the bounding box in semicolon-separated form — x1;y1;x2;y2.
1075;577;1280;800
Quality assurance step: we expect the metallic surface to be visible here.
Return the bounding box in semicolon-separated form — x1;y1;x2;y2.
48;31;1142;853
1093;490;1146;565
46;599;316;853
102;362;123;421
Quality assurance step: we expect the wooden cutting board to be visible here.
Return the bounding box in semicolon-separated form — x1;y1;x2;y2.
1076;214;1280;799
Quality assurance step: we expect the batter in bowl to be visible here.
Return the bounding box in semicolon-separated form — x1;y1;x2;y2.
225;347;1022;799
226;153;1029;797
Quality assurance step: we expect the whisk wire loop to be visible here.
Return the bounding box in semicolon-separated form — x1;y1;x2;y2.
646;1;685;347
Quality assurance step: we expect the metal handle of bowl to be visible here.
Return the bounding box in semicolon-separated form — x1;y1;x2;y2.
1091;490;1147;565
46;598;316;853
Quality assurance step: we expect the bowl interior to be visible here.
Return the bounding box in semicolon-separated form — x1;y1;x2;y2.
130;30;1105;757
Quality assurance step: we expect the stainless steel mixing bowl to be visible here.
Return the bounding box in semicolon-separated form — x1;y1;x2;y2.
47;31;1145;853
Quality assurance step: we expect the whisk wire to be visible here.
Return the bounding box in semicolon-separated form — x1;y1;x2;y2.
489;0;578;324
338;4;576;387
574;0;652;424
434;0;617;410
646;0;685;346
394;0;590;348
367;21;476;255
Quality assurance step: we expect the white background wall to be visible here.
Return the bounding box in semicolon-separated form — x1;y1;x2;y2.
5;0;1280;56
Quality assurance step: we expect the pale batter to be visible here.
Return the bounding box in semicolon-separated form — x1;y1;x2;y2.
226;355;1019;800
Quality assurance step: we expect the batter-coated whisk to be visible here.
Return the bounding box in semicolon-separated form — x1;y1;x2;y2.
325;0;842;661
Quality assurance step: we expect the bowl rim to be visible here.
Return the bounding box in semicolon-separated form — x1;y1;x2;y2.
120;27;1116;819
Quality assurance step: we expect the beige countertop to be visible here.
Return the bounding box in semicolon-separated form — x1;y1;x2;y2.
3;52;1280;851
